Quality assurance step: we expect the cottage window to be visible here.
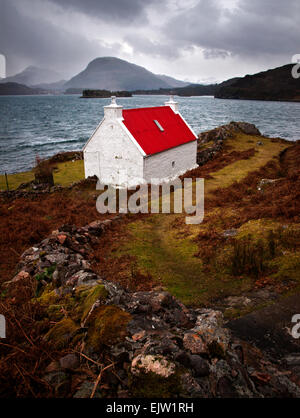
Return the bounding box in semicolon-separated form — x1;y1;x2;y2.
154;120;164;132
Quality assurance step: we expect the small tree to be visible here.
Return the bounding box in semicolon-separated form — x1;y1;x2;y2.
34;155;54;186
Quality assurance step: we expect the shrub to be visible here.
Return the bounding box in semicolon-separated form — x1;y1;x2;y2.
231;235;268;277
34;155;55;186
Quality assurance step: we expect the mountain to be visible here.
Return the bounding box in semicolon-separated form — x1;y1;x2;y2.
64;57;172;91
156;74;189;88
0;82;47;95
1;66;63;86
32;80;67;91
217;77;241;88
171;83;218;96
215;64;300;101
132;77;241;96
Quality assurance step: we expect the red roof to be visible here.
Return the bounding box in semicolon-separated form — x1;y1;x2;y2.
122;106;197;156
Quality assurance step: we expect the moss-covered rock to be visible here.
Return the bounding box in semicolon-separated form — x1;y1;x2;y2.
74;284;108;322
37;288;59;305
44;318;79;348
86;305;131;350
47;304;65;321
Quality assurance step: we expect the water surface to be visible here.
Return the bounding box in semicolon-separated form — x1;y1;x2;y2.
0;94;299;173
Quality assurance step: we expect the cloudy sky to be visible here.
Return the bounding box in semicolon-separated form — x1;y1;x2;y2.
1;0;299;83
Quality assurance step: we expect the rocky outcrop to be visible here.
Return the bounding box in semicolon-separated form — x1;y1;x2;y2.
197;121;261;166
48;151;83;164
197;141;223;166
199;121;261;144
5;216;300;398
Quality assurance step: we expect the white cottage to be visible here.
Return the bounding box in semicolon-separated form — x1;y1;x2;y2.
83;96;198;187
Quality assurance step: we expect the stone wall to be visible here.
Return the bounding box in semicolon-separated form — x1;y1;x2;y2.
5;215;300;398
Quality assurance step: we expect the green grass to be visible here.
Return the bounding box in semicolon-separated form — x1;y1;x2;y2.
114;214;253;306
0;160;84;190
205;134;287;194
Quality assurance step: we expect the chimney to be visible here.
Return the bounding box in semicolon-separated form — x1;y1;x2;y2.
104;96;123;120
165;95;179;113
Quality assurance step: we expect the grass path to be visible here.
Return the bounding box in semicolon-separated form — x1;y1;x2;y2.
114;135;290;305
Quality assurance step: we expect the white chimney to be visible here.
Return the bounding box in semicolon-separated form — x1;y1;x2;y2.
104;96;123;120
165;95;179;113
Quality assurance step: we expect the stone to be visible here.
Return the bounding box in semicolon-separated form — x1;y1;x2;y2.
216;376;236;397
131;330;146;341
183;332;207;354
283;354;300;367
11;270;30;283
183;310;230;355
149;292;172;312
175;351;191;368
180;372;203;397
131;354;176;378
45;253;68;265
66;270;98;287
233;122;261;136
59;353;79;370
222;229;238;238
57;234;67;245
258;178;284;191
189;355;210;377
88;220;104;233
225;296;252;308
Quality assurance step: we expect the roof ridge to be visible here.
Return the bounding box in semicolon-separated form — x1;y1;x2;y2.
122;106;168;112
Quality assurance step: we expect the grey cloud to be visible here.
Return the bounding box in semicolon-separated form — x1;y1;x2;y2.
1;0;299;82
124;34;180;59
166;0;300;59
47;0;160;23
202;49;231;59
0;0;123;76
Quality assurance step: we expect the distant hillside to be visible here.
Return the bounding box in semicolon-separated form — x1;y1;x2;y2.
81;89;132;98
133;83;219;96
172;83;218;96
215;64;300;101
1;66;63;86
64;57;172;91
32;80;66;91
156;74;189;88
0;82;47;95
